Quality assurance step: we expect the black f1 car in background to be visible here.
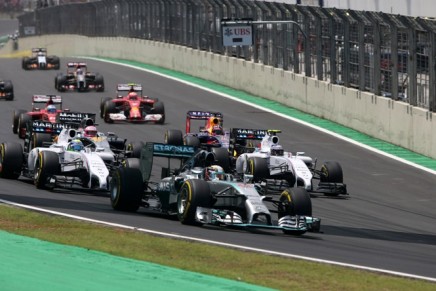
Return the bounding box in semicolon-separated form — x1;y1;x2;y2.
100;83;165;124
55;62;104;92
109;142;321;235
0;79;14;101
22;48;60;70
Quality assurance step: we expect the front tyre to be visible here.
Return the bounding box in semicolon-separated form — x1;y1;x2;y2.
177;179;213;225
164;129;183;145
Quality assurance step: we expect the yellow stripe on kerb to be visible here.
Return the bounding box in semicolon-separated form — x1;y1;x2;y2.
0;50;31;58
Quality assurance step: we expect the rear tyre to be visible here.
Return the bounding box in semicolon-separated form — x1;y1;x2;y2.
95;74;105;92
110;167;143;212
210;147;230;173
184;135;200;147
12;109;26;134
126;141;144;159
246;157;269;181
177;179;213;225
17;113;32;139
3;80;14;100
123;158;140;170
34;151;60;189
0;142;23;179
164;129;183;145
31;133;52;149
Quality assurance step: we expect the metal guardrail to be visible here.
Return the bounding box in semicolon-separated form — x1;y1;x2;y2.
17;0;436;111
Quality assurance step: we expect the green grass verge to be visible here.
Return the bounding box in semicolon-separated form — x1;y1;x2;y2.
0;204;435;291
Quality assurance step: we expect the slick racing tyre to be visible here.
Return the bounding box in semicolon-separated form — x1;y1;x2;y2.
95;74;105;92
31;132;52;149
177;179;213;225
246;157;269;181
164;129;183;146
3;80;14;100
17;113;32;139
34;151;60;189
55;74;66;91
99;97;112;118
278;188;313;235
110;167;143;212
320;161;343;183
153;101;165;124
103;100;116;123
0;142;23;179
210;147;230;173
22;57;29;70
184;135;200;148
126;141;144;158
12;109;26;134
123;158;140;170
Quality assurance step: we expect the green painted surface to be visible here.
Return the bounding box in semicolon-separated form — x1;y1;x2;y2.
0;231;274;291
95;57;436;171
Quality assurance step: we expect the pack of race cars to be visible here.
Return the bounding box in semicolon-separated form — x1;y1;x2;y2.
1;56;349;237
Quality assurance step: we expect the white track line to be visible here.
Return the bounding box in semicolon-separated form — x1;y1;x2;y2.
1;199;435;283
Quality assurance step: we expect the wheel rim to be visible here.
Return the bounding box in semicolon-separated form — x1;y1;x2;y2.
178;187;189;215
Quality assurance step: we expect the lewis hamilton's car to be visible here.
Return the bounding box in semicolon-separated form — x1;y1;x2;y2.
100;83;165;124
233;128;348;196
0;120;126;191
0;79;14;101
22;48;60;70
109;142;321;235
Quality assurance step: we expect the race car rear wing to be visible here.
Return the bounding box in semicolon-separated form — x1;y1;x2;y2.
32;94;62;105
58;112;96;124
139;142;196;181
117;83;142;92
32;48;47;53
23;120;79;153
186;111;223;133
230;128;268;140
186;111;223;120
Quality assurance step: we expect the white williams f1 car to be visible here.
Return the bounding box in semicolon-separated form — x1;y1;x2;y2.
233;129;348;196
0;121;121;191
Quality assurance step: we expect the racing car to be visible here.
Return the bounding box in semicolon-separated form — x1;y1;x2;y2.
55;62;104;92
0;79;14;101
164;111;230;149
109;142;321;235
12;94;94;139
233;128;348;196
0;119;126;191
100;83;165;124
22;48;60;70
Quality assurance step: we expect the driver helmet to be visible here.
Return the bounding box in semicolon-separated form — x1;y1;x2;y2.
84;126;97;138
211;125;223;136
76;68;83;75
67;139;84;152
206;165;224;180
270;144;284;156
128;92;138;100
47;105;57;114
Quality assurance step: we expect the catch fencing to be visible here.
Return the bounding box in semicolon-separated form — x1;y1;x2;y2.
17;0;436;111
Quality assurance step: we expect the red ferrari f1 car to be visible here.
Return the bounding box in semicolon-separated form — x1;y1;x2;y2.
100;83;165;124
12;95;93;139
